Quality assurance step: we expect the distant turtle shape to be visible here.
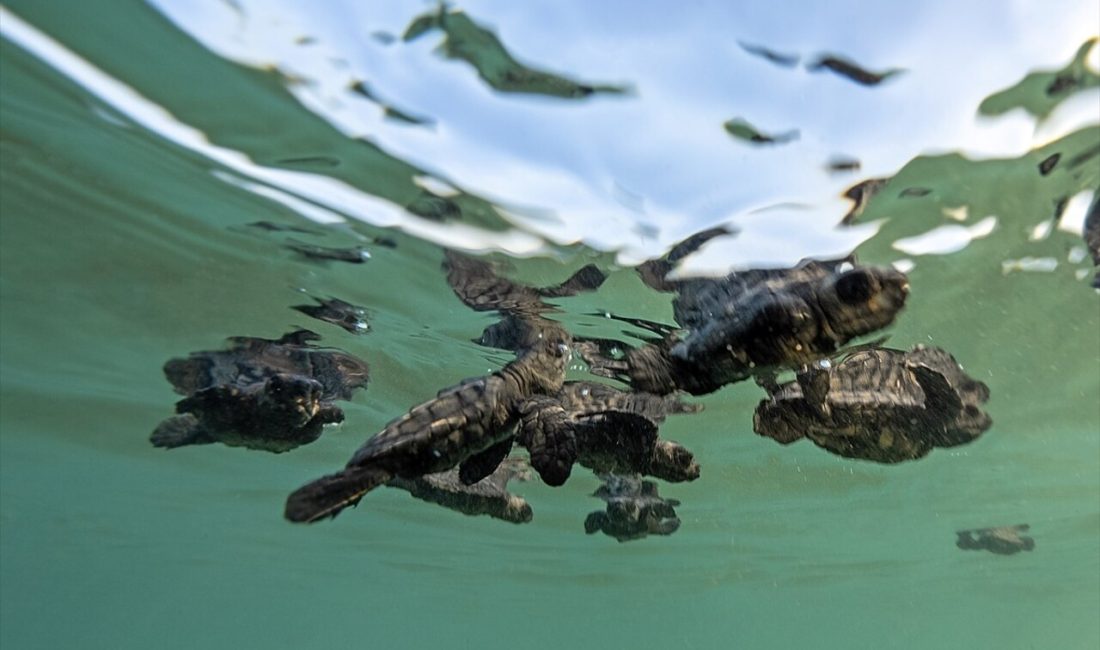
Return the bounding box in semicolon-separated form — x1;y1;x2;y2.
517;381;701;487
584;473;682;542
582;227;910;395
753;345;991;463
956;524;1034;555
152;330;368;452
284;331;570;523
386;457;535;524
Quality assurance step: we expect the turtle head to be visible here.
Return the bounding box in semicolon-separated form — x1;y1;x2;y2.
513;328;571;394
818;266;909;342
752;398;808;445
261;374;324;426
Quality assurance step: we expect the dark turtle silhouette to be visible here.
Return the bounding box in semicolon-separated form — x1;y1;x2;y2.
753;345;991;463
584;474;682;542
386;457;534;524
284;332;569;522
517;381;701;487
152;330;368;452
956;524;1034;555
582;229;909;395
151;374;344;452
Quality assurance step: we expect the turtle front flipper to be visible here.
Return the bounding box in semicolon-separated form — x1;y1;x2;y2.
518;398;577;486
459;437;513;485
285;465;394;523
150;414;214;448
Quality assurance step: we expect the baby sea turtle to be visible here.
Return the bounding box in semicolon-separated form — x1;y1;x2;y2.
956;524;1034;555
517;381;701;486
753;345;991;463
386;457;534;524
152;330;368;452
151;374;344;452
584;474;682;542
284;333;569;523
584;230;909;395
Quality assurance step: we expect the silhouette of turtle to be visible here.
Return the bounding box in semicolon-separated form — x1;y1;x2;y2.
582;228;910;395
585;473;682;542
152;330;368;452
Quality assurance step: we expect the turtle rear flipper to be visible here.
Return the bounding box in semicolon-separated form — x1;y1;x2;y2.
584;511;609;534
459;437;513;485
150;414;213;448
519;400;577;486
285;465;393;523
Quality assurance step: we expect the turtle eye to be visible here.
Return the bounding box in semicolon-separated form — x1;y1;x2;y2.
834;269;878;304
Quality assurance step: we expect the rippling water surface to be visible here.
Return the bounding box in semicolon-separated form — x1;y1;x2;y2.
2;2;1098;649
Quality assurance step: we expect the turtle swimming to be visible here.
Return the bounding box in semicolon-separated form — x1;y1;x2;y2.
582;228;910;396
152;373;344;453
152;330;368;452
753;345;991;463
284;332;570;522
956;524;1034;555
585;473;682;542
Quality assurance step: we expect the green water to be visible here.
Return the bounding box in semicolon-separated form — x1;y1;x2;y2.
2;2;1098;649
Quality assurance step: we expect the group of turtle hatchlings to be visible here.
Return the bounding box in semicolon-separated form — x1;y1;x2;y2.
152;228;1034;553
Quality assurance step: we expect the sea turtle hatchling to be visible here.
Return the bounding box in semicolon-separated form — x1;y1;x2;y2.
753;345;991;463
284;333;569;523
151;374;344;453
582;229;910;395
956;524;1034;555
584;473;682;542
152;330;368;452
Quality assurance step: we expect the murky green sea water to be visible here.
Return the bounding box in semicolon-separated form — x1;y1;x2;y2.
2;2;1098;649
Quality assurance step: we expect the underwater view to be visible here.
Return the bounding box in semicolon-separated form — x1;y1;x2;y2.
2;1;1098;648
